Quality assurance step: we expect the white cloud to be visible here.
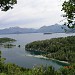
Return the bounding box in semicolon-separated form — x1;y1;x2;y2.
0;0;65;29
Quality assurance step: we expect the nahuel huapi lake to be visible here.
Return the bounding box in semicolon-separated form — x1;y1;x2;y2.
0;33;75;70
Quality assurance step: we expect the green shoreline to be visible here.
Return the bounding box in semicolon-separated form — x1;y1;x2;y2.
25;53;70;65
34;54;69;64
25;36;75;64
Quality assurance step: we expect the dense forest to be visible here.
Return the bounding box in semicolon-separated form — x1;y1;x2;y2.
25;36;75;63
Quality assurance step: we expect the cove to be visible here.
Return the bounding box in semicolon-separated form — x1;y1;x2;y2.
0;33;75;70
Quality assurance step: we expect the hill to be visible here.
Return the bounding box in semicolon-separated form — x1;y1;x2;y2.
25;36;75;63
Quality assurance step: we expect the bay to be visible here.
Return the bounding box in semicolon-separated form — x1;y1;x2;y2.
0;33;75;70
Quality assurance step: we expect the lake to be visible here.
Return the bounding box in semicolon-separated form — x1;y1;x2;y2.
0;33;75;70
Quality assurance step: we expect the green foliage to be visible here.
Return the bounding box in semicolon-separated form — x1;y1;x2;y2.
1;50;75;75
4;44;16;48
62;0;75;28
0;0;17;11
30;66;60;75
0;51;30;75
25;36;75;63
0;37;16;43
0;38;16;49
60;64;75;75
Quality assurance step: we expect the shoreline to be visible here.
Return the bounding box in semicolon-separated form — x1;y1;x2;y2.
25;54;49;59
50;58;69;64
26;54;69;64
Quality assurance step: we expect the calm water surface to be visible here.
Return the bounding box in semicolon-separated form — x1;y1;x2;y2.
0;33;75;70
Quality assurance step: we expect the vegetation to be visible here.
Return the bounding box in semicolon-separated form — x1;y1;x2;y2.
0;37;16;43
25;36;75;63
0;0;75;74
1;50;75;75
0;0;17;11
0;50;30;75
62;0;75;28
0;38;16;48
4;44;16;48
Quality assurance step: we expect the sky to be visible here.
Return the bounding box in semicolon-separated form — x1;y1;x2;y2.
0;0;65;29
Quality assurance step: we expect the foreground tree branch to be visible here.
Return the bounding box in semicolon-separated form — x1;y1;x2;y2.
62;0;75;28
0;0;17;11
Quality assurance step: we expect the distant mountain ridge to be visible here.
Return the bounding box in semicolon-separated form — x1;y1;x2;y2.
0;27;36;34
0;24;74;34
37;24;66;33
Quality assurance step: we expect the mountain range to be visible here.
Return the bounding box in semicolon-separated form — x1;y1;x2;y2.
0;24;74;34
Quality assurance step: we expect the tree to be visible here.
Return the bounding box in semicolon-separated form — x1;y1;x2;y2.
62;0;75;28
0;0;17;11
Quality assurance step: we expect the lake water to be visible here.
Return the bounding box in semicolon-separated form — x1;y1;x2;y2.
0;33;75;70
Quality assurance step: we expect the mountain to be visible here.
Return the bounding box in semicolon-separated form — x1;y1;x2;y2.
0;27;37;34
37;24;69;33
0;24;74;34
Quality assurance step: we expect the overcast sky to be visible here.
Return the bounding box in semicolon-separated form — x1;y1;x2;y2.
0;0;65;29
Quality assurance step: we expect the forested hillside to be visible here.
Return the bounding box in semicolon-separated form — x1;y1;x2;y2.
26;36;75;63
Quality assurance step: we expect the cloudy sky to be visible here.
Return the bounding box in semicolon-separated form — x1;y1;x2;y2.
0;0;65;29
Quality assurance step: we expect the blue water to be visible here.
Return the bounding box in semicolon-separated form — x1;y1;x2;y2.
0;33;75;70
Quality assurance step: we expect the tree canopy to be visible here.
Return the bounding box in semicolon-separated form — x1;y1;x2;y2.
62;0;75;28
0;0;17;11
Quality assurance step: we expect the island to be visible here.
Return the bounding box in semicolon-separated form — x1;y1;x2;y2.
4;44;16;48
25;36;75;64
0;37;16;43
44;32;52;34
0;37;16;48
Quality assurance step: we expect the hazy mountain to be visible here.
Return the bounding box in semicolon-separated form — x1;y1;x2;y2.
0;27;37;34
0;24;74;34
37;24;69;33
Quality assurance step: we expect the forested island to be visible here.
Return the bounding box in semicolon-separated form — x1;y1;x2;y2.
0;37;16;48
0;37;16;43
4;44;16;48
25;36;75;63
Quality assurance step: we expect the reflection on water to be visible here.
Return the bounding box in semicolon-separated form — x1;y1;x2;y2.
0;33;75;70
26;50;47;55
